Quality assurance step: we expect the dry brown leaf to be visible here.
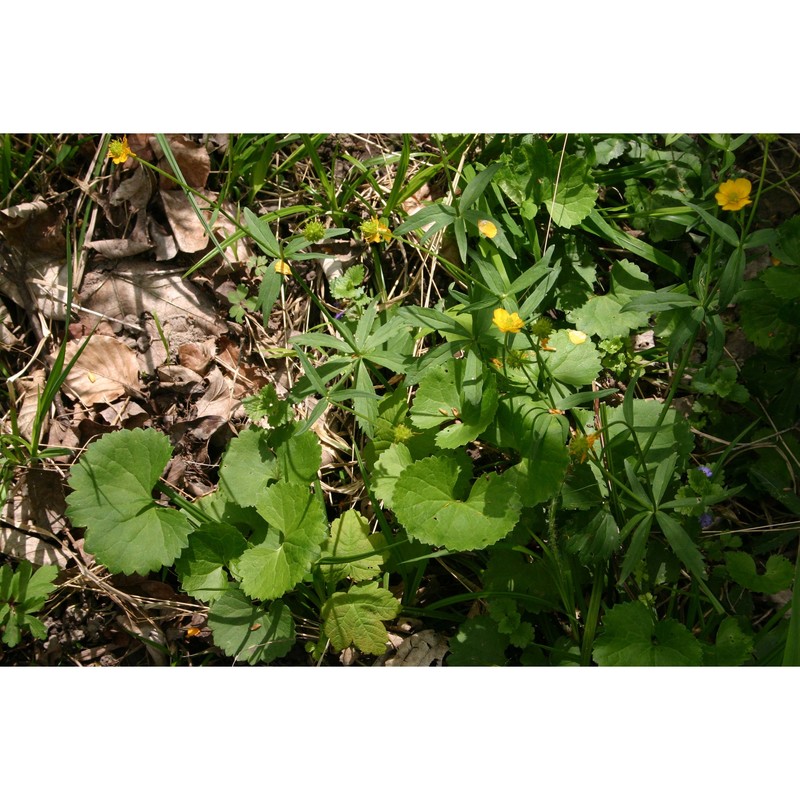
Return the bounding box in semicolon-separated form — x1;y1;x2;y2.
0;298;20;347
85;239;153;258
0;525;69;568
160;189;210;253
194;367;241;418
151;135;210;189
78;259;224;334
60;335;140;405
148;218;178;261
13;369;46;441
109;164;154;213
383;630;448;666
178;339;215;374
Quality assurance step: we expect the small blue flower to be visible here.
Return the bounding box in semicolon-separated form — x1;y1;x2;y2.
699;512;713;529
697;466;713;478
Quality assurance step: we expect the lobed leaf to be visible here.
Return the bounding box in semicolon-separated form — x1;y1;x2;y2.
66;428;191;575
321;582;400;655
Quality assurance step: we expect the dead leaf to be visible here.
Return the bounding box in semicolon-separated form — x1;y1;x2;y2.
13;368;47;441
60;335;140;405
0;524;69;568
178;339;215;374
109;165;154;213
0;299;20;347
78;259;224;334
148;218;178;261
194;367;241;418
151;135;210;190
160;189;210;253
85;239;153;258
383;630;448;666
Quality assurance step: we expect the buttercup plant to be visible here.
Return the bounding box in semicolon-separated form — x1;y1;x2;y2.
1;131;789;666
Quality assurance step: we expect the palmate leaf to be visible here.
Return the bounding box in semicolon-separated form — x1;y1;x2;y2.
392;455;521;551
321;582;400;655
319;510;387;584
232;482;328;601
593;602;702;666
66;428;191;575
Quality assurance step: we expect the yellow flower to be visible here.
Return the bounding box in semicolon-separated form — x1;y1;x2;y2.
107;135;135;165
274;260;292;275
568;330;588;345
715;178;752;211
361;216;392;244
492;308;524;334
478;219;497;239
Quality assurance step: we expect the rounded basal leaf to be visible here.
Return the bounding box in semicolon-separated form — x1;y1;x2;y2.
593;602;702;666
66;428;191;575
392;456;521;551
207;590;295;665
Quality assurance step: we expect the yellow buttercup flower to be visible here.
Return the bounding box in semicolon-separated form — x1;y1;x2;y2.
715;178;752;211
274;260;292;275
361;215;392;244
107;135;135;165
568;330;588;345
492;308;524;334
478;219;497;239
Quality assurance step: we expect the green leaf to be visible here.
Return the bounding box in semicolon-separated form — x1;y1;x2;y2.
232;482;328;600
484;396;569;506
219;425;321;509
762;265;800;300
605;399;693;474
392;456;521;551
725;552;794;593
593;601;702;666
534;329;602;388
542;154;598;228
580;210;684;278
772;214;800;265
459;162;500;210
321;582;400;655
175;523;248;602
241;384;291;426
707;617;754;666
319;510;386;584
567;259;652;338
656;511;706;579
66;428;191;575
207;591;295;664
496;136;551;213
447;617;511;666
218;427;278;506
410;362;499;448
0;562;58;647
372;442;416;507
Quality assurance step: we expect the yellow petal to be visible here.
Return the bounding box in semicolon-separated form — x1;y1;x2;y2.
568;330;588;345
478;219;498;239
274;260;292;275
